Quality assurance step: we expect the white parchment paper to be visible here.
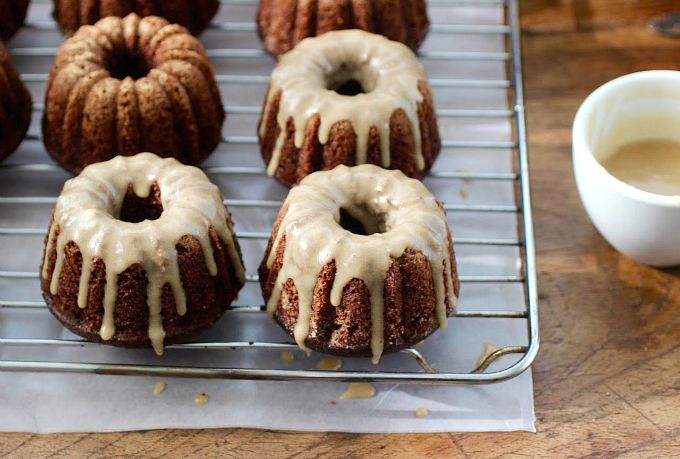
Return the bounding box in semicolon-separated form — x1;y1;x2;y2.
0;0;535;433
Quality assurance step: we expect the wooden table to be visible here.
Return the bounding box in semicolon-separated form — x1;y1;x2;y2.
3;2;680;457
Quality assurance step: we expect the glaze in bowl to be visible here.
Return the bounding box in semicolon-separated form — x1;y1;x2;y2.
573;70;680;266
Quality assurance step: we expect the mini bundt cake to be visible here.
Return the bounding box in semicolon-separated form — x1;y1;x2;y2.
0;40;32;161
258;29;440;187
259;164;459;362
0;0;29;41
258;0;429;57
41;153;245;354
43;13;225;174
52;0;219;36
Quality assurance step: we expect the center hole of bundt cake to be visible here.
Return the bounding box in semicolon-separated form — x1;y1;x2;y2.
118;182;164;223
331;79;366;96
326;64;376;96
339;208;386;235
108;51;151;80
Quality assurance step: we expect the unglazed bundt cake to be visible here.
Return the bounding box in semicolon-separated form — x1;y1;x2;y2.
258;0;429;57
259;165;459;362
0;40;32;161
41;153;245;354
258;30;440;187
0;0;29;41
43;13;225;174
52;0;220;36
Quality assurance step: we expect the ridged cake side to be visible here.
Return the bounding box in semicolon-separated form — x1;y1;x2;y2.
0;40;32;161
53;0;219;35
259;80;440;186
259;216;458;358
42;218;243;350
0;0;29;41
257;0;429;57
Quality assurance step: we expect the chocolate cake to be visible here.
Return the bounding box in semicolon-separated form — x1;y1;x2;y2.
258;164;459;362
41;153;245;354
43;13;225;174
257;0;429;57
258;30;441;187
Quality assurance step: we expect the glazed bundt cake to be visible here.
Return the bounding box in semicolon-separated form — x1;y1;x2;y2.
258;0;429;57
41;153;245;354
52;0;220;36
0;40;32;161
43;13;225;174
259;164;459;362
258;29;440;187
0;0;29;41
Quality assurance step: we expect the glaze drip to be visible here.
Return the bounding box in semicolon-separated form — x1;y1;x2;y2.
266;164;457;363
42;153;245;354
340;382;377;400
260;30;428;177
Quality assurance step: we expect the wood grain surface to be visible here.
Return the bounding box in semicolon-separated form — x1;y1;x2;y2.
3;2;680;457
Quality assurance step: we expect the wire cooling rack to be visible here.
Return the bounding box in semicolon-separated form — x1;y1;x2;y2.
0;0;538;384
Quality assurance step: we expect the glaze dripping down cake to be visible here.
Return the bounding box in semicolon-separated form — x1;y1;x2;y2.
52;0;220;36
0;40;31;161
259;164;459;362
41;153;245;354
0;0;29;41
258;29;441;187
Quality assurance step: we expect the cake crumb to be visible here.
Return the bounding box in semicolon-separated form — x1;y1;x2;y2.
329;400;337;405
153;381;166;396
193;392;209;406
463;178;475;185
415;407;429;418
340;383;376;400
317;357;343;371
459;187;470;199
280;351;295;362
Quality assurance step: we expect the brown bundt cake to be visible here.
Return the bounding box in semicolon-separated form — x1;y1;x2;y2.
0;0;29;41
41;153;245;354
257;0;429;57
43;13;225;174
258;29;440;187
258;164;459;362
0;40;31;161
52;0;219;36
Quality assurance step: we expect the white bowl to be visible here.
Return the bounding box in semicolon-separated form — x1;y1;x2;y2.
573;70;680;267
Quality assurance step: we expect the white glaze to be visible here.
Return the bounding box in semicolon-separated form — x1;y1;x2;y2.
266;164;457;363
42;153;245;354
260;29;429;176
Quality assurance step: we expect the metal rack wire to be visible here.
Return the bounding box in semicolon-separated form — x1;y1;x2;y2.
0;0;538;383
